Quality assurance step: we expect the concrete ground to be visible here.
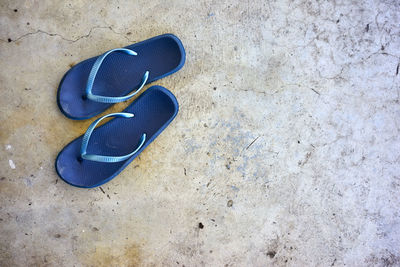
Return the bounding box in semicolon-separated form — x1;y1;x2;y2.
1;0;399;266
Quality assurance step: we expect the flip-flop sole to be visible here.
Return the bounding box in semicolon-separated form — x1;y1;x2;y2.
57;34;185;120
55;86;179;188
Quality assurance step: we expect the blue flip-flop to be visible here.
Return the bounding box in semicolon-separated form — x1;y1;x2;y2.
57;34;185;120
55;86;178;188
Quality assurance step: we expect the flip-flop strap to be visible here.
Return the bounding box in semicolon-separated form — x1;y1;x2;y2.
85;48;149;103
80;112;146;163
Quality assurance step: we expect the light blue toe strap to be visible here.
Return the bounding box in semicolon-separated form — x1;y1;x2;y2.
80;112;146;163
85;48;150;103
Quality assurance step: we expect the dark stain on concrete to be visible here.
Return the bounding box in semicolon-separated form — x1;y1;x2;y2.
365;250;400;266
266;251;276;258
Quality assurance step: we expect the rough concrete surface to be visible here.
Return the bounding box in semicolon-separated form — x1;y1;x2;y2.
1;0;399;266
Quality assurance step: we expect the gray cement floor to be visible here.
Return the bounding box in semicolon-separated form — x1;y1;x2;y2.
1;0;400;266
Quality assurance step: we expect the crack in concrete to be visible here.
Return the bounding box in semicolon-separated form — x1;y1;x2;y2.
1;25;133;44
246;136;260;150
317;67;344;80
235;88;282;96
